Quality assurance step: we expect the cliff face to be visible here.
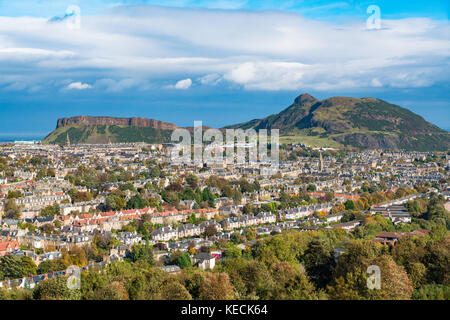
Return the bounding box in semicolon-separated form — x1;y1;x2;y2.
56;116;178;130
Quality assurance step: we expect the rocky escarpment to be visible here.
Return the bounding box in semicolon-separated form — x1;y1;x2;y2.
56;116;179;130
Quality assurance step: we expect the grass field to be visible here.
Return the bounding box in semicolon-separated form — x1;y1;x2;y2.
279;134;342;148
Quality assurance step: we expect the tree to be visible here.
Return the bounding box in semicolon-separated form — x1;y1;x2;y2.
21;256;37;276
47;168;56;177
128;243;154;265
182;187;198;202
61;246;88;267
199;273;235;300
243;203;256;215
412;284;450;300
327;274;365;300
344;200;356;211
33;276;81;300
89;281;129;300
324;192;334;202
423;236;450;284
40;223;57;234
105;194;125;211
225;245;242;258
367;255;414;300
40;203;60;217
233;260;274;299
54;220;62;229
232;190;242;204
7;190;23;199
188;213;199;225
204;225;218;238
329;254;414;300
407;262;427;288
4;199;21;219
221;185;234;198
391;236;427;270
201;188;215;204
334;240;382;279
302;238;335;288
245;229;257;241
0;254;28;279
126;194;149;209
162;191;179;206
72;191;93;203
37;259;68;274
185;174;198;188
119;182;136;192
0;255;36;280
149;167;162;178
176;253;192;269
160;279;192;300
270;262;323;300
179;271;205;299
255;230;315;267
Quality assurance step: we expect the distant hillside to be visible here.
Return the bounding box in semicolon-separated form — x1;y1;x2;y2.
42;116;178;145
225;94;450;151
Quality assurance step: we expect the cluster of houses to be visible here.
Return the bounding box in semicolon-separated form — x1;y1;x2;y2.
372;229;431;245
53;207;218;233
0;261;109;290
14;194;71;210
151;212;277;241
219;212;276;231
369;193;420;225
280;202;333;220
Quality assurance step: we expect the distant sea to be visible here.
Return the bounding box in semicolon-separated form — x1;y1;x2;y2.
0;136;44;143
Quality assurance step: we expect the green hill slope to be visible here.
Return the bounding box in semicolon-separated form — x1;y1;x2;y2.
42;125;174;145
225;94;450;151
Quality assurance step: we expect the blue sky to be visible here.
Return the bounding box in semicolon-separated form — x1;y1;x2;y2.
0;0;449;138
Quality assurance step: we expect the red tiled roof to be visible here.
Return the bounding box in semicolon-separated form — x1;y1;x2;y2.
376;232;403;238
410;229;431;236
0;241;20;252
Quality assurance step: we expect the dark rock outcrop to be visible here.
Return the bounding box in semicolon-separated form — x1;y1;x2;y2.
57;116;178;130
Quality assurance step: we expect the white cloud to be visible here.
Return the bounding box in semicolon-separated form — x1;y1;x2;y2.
199;73;222;85
174;78;192;89
0;7;448;92
66;82;92;90
224;61;307;90
94;78;149;92
370;78;383;87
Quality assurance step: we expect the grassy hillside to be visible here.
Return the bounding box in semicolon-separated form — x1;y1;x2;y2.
227;94;450;151
42;125;174;145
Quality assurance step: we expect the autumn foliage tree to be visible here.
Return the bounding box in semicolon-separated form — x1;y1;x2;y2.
199;273;235;300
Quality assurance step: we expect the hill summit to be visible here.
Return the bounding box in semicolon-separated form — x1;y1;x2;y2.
43;116;179;145
225;93;450;151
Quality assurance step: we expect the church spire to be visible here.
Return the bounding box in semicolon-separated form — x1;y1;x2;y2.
319;151;324;172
